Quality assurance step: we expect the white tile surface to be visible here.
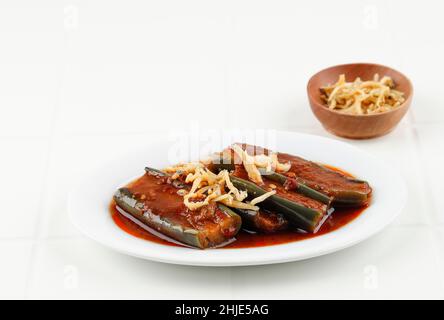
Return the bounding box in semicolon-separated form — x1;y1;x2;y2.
0;240;33;299
347;123;432;226
0;138;49;238
39;133;165;238
433;227;444;290
27;238;233;299
415;124;444;224
0;2;63;137
231;226;444;300
1;0;444;299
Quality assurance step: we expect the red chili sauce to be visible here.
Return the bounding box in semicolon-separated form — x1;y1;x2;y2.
110;165;369;249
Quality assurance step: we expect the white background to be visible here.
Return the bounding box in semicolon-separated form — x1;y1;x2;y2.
1;0;443;299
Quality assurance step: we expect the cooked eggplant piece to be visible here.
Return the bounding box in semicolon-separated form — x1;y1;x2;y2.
209;155;332;206
257;169;332;204
114;169;242;249
208;158;331;233
234;144;372;207
233;208;288;233
228;174;329;233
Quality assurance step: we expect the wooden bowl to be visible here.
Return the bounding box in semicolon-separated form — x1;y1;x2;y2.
307;63;413;139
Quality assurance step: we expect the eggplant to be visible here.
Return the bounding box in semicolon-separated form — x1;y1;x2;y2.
143;167;286;235
209;159;330;233
260;170;332;204
114;169;242;249
233;208;288;233
233;144;372;207
211;155;331;205
289;163;372;207
228;175;328;233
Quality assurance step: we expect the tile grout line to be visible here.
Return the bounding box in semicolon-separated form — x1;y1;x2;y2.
22;25;69;299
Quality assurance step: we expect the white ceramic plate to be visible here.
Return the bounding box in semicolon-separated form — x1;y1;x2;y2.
69;131;406;266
